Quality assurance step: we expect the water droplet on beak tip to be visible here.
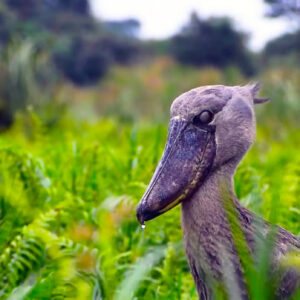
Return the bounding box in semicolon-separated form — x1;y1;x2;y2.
141;223;145;229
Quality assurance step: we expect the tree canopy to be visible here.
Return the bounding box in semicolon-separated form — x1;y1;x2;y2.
4;0;90;18
169;13;255;76
263;0;300;63
264;0;300;19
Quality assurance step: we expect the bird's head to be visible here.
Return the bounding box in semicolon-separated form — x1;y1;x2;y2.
137;83;269;224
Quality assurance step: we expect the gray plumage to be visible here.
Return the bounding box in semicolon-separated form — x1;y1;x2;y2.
137;84;300;299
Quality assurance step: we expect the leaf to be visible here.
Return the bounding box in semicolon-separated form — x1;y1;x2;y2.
114;246;166;300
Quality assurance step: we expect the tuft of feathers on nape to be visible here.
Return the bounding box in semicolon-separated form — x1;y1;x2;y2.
253;97;270;105
246;82;270;105
248;81;261;97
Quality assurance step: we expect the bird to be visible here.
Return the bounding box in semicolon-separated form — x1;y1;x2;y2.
136;83;300;299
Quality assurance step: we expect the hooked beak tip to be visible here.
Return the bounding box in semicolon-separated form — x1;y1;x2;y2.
136;200;162;224
136;204;145;225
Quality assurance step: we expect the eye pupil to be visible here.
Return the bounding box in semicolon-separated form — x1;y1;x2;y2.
198;110;213;124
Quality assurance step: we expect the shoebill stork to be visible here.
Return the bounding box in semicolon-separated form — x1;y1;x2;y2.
137;84;300;299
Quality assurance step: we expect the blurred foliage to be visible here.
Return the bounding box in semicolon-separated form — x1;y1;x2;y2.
104;19;141;37
264;0;300;18
4;0;90;18
95;58;238;123
263;31;300;66
169;13;256;76
0;40;66;130
0;0;142;86
2;0;294;128
60;57;300;129
262;0;300;64
0;1;260;90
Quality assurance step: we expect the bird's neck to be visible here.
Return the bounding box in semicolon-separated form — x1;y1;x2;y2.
181;163;236;230
181;163;239;286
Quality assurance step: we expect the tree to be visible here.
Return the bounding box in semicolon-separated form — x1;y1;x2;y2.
169;13;255;76
262;31;300;66
5;0;89;19
262;0;300;64
46;0;90;15
264;0;300;19
1;0;142;86
264;31;300;56
53;37;110;86
104;19;141;37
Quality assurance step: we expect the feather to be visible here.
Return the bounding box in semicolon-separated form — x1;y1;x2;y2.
254;97;270;105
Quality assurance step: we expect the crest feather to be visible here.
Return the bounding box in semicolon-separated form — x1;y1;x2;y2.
246;82;270;105
254;97;269;105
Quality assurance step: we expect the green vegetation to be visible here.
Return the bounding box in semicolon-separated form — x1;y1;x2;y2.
0;59;299;299
0;0;141;87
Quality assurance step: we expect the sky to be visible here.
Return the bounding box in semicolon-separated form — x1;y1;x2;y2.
90;0;293;51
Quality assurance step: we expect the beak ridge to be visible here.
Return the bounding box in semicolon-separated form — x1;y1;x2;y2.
137;118;216;223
